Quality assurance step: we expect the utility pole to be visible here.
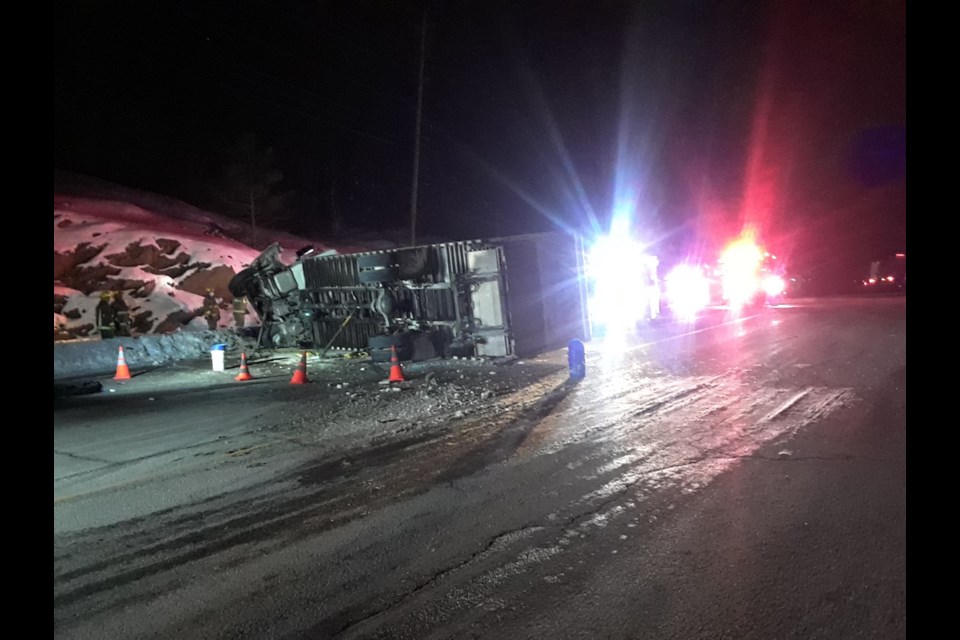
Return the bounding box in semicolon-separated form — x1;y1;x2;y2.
409;11;427;246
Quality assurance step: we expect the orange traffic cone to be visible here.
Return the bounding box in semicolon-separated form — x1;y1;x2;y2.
388;345;405;383
289;351;309;384
113;346;131;380
235;352;254;381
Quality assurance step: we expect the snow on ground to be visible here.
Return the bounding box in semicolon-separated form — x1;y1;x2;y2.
53;174;343;378
54;195;269;335
53;173;440;380
53;173;363;343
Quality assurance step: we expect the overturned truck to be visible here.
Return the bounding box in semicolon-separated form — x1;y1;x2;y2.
229;231;591;361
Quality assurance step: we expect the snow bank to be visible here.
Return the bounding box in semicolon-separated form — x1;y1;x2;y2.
52;173;396;342
53;329;251;380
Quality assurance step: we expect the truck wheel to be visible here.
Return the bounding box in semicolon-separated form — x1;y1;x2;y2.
228;267;257;298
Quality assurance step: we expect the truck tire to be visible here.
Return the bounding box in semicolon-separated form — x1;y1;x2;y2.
228;267;257;298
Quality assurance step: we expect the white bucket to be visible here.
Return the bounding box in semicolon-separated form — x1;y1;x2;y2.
211;344;226;372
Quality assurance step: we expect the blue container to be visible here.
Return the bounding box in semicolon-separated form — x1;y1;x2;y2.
568;339;586;380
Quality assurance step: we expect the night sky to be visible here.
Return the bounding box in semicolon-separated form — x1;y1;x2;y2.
54;0;905;291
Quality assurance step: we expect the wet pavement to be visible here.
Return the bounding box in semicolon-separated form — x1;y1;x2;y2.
53;297;906;639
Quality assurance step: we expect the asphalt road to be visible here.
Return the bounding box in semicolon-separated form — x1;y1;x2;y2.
53;296;906;639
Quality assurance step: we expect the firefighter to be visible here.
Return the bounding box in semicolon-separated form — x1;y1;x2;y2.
232;295;248;329
95;292;116;339
202;288;220;330
111;290;131;336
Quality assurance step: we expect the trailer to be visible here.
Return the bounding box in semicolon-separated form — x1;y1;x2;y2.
229;231;596;361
